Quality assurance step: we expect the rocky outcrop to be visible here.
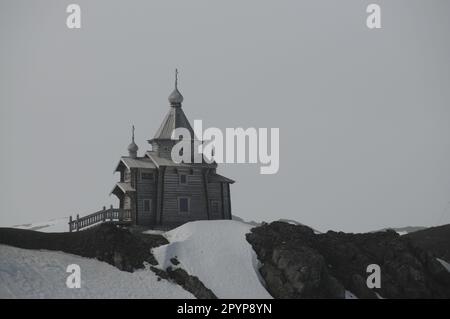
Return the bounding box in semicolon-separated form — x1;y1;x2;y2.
165;267;217;299
0;223;167;272
246;222;450;299
405;224;450;263
150;258;217;299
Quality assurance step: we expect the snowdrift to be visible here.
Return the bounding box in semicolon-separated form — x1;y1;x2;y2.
0;244;193;299
153;220;272;299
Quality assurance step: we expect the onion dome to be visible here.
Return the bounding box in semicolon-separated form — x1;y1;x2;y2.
128;125;138;158
168;68;184;106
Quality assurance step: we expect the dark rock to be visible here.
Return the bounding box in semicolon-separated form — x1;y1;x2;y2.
405;224;450;263
0;223;168;272
150;266;170;280
170;257;180;266
165;267;217;299
349;274;376;299
247;221;450;299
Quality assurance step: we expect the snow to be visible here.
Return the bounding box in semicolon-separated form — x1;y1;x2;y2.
375;292;384;299
152;220;272;299
344;290;358;299
346;290;384;299
142;229;166;235
277;219;322;234
437;258;450;273
0;244;193;299
10;217;70;233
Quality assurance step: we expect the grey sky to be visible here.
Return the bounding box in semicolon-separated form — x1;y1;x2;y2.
1;0;450;232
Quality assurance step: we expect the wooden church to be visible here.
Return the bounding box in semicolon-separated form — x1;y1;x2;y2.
110;72;234;229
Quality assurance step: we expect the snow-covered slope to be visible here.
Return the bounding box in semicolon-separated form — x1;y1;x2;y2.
0;244;193;299
10;217;70;233
374;226;427;236
152;220;272;299
437;258;450;273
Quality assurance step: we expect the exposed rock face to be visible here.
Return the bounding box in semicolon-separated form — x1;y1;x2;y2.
405;224;450;263
246;222;450;299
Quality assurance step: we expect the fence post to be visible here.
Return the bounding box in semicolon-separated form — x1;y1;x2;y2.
110;204;113;221
76;214;80;231
69;216;72;232
102;206;106;222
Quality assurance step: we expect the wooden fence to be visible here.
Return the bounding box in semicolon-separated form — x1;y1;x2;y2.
68;205;132;232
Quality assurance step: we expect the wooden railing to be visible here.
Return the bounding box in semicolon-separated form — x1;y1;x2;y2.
69;205;132;232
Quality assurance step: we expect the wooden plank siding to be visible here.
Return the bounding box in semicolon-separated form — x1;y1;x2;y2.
207;181;225;219
160;167;209;226
114;162;232;229
135;168;157;226
152;140;175;160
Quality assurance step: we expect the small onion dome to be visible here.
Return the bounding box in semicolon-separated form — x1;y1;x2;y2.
127;141;138;153
128;125;138;158
168;87;184;105
168;68;184;105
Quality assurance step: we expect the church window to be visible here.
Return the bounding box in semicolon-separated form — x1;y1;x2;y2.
179;197;190;213
179;174;188;185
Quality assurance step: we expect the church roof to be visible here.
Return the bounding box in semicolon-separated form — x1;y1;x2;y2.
209;173;235;184
149;69;196;142
114;157;156;172
110;182;135;195
150;106;195;141
145;151;216;168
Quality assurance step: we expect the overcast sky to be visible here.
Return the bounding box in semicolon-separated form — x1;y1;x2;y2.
1;0;450;232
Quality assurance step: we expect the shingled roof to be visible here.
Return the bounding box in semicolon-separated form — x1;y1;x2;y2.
149;69;196;142
149;106;195;141
114;157;156;172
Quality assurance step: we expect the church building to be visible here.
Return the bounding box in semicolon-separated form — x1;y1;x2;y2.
111;72;234;229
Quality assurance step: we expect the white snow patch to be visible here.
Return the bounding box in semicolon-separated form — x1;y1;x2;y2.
375;292;384;299
437;258;450;273
153;220;272;299
345;290;358;299
142;229;166;235
0;244;193;299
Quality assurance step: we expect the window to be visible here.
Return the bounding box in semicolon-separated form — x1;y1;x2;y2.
143;199;151;212
178;197;190;213
141;172;154;181
211;201;220;214
179;174;188;185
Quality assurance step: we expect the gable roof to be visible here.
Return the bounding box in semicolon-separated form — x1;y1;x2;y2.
110;182;136;195
114;157;156;172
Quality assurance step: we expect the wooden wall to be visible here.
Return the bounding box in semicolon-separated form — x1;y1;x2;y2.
135;168;157;226
160;167;209;225
120;165;232;228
